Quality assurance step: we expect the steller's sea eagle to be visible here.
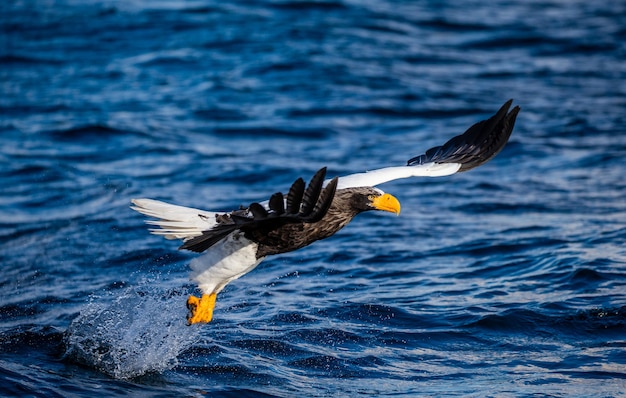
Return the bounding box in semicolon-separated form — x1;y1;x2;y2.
131;100;520;325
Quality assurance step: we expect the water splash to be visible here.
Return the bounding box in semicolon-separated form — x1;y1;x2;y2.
64;284;200;379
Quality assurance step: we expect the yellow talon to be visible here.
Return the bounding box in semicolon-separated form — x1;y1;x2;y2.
186;293;217;325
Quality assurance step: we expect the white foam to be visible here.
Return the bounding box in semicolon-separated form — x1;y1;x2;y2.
64;283;200;379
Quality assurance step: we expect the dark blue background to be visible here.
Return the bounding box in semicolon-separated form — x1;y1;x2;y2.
1;0;625;396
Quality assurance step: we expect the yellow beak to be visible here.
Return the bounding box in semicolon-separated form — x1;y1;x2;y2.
371;193;401;215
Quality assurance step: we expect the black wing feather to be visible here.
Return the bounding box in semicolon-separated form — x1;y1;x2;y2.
300;167;326;217
303;176;338;223
249;203;268;219
269;193;285;214
179;223;239;253
407;99;519;172
286;178;305;214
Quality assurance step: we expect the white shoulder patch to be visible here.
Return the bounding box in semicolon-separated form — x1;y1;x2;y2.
334;162;462;189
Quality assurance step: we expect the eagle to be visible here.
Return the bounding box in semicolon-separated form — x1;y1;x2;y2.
131;100;519;325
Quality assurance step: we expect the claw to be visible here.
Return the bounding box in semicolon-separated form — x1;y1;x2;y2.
186;293;217;325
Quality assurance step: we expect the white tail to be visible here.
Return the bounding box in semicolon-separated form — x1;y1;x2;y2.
130;199;218;241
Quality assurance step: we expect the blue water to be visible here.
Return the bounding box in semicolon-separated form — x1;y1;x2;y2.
2;0;626;396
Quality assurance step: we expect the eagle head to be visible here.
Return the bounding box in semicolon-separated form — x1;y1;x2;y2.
346;187;401;215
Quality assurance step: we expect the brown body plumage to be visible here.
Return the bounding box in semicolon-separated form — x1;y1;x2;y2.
253;187;390;257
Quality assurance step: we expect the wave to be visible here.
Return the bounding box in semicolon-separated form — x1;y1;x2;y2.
45;124;134;141
63;284;199;379
465;306;626;336
0;54;64;65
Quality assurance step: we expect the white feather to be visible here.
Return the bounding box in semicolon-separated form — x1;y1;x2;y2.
334;162;462;190
130;198;218;241
255;162;462;209
189;232;263;295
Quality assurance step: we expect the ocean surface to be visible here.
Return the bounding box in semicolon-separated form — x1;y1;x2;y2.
2;0;626;396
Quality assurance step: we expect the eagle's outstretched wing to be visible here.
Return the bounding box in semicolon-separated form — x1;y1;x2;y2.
178;168;338;253
335;99;519;190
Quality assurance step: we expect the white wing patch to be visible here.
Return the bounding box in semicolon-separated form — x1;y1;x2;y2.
334;162;462;190
130;198;218;240
189;231;262;295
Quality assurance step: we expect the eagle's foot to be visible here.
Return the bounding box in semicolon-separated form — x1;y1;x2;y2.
186;293;216;325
